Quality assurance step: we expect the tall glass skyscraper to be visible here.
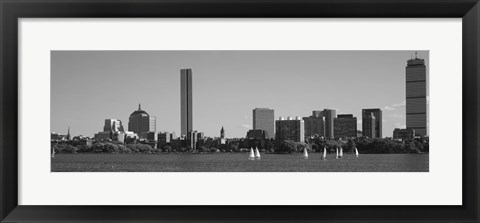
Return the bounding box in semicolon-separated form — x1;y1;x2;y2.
253;108;274;139
406;53;427;136
180;69;193;136
362;108;382;138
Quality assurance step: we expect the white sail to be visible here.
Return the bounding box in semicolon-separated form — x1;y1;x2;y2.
339;147;343;158
355;147;359;157
249;148;255;160
303;147;308;159
336;147;339;159
322;147;327;160
255;147;261;159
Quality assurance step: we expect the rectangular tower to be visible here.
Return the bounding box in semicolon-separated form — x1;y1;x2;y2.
362;108;382;138
253;108;275;139
180;69;193;136
322;109;336;139
303;110;323;138
334;114;357;138
406;54;427;136
275;117;304;143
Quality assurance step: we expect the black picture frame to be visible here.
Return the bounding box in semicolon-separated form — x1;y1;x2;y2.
1;0;479;222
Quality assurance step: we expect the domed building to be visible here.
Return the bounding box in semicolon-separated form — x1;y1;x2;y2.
128;104;156;134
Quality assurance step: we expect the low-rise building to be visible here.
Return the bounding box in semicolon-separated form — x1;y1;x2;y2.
393;128;415;141
246;129;268;140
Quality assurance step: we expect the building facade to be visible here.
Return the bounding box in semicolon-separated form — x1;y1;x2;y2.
246;129;268;140
303;111;324;138
180;68;193;136
362;108;382;138
94;131;112;141
303;109;335;139
393;128;415;141
334;114;357;138
128;104;156;134
93;119;125;141
363;112;376;138
253;108;274;139
322;109;336;138
406;53;427;137
275;117;305;143
187;130;198;150
103;119;124;132
157;132;173;149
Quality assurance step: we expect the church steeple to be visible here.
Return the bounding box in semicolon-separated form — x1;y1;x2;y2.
67;126;71;140
138;103;141;111
220;126;225;139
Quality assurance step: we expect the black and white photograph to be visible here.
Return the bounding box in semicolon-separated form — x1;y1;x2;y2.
50;50;429;172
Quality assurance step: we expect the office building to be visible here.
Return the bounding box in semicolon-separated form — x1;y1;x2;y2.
406;53;427;136
157;132;173;149
103;119;124;132
94;131;112;141
303;111;324;138
322;109;336;138
94;119;125;141
393;128;415;141
303;109;335;138
128;104;156;134
362;108;382;138
246;129;268;140
334;114;357;138
253;108;274;139
363;112;377;138
181;68;193;136
187;130;198;150
113;132;125;143
275;117;305;142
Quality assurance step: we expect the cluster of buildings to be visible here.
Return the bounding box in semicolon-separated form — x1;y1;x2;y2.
244;54;427;142
245;107;381;143
53;53;428;148
88;68;216;150
93;104;157;144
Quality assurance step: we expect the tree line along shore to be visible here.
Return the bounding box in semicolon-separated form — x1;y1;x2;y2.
51;137;429;155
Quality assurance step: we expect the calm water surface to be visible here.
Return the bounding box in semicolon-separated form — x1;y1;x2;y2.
51;153;429;172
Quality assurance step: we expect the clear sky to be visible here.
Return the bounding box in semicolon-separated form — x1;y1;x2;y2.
51;50;428;138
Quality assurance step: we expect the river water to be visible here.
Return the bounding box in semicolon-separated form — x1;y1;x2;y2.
51;153;429;172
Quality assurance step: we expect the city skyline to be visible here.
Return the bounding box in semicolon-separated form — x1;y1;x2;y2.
51;50;429;138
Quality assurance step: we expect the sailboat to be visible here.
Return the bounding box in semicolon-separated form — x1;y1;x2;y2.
249;147;255;160
335;147;339;159
255;147;261;160
51;147;55;158
303;147;309;159
355;147;359;158
339;147;343;158
321;147;327;160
